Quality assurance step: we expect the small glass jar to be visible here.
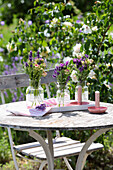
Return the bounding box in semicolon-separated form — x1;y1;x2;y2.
75;81;88;102
26;79;44;108
56;83;70;107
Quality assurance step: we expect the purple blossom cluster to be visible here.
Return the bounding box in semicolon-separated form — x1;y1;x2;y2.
35;103;46;110
53;61;69;78
73;54;89;72
2;57;25;103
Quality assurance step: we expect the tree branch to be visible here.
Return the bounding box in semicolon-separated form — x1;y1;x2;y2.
97;23;112;54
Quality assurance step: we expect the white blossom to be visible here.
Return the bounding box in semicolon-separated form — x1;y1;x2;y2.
81;24;92;34
63;22;72;27
44;29;50;37
73;43;81;56
51;18;58;24
70;70;78;82
63;57;72;63
88;70;96;79
0;56;3;62
6;41;17;52
92;26;98;31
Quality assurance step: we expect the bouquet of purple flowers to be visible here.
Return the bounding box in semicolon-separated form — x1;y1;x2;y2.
53;61;71;90
25;50;47;88
70;54;94;83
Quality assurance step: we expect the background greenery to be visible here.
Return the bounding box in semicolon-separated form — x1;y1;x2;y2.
0;0;113;169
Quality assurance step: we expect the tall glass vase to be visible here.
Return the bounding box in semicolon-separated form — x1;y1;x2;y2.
75;81;88;103
56;83;70;107
26;79;44;108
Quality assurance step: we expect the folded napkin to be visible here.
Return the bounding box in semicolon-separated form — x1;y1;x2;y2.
6;105;51;117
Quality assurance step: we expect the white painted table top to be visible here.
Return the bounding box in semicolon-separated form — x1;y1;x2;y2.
0;101;113;130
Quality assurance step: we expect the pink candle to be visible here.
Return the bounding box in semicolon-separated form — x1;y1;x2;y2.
95;91;100;108
78;85;82;105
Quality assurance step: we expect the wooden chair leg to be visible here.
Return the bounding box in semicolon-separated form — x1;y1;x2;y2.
39;161;47;170
7;128;19;170
63;157;73;170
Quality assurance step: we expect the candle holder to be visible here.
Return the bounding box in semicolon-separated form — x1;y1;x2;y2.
88;91;107;113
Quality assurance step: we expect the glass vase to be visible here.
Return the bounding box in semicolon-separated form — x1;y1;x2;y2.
75;81;88;103
26;79;44;108
56;83;70;107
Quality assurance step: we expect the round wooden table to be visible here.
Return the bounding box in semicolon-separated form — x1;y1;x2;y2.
0;101;113;170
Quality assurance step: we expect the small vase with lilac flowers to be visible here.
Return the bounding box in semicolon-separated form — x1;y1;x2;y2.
53;61;71;107
70;53;94;103
25;50;47;108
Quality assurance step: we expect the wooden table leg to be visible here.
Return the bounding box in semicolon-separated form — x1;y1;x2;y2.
29;130;54;170
75;128;111;170
47;130;54;165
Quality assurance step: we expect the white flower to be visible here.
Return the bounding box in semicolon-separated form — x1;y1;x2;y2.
92;26;98;31
63;22;72;27
88;70;96;79
73;43;81;56
0;56;3;62
71;70;78;82
6;41;17;52
44;29;50;37
45;46;50;53
81;24;92;34
51;18;58;24
63;57;72;63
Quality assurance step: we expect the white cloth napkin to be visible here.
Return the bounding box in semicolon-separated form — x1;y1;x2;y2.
6;106;51;117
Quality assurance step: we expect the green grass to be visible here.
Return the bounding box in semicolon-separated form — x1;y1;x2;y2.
0;16;18;44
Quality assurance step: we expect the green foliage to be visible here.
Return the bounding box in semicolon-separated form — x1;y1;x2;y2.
0;129;11;164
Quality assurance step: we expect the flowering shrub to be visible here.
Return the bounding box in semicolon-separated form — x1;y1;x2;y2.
25;50;47;88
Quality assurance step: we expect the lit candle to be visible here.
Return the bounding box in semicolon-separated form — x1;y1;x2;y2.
95;91;100;108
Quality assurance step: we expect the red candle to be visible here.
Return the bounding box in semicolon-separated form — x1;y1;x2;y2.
78;85;82;105
95;91;100;108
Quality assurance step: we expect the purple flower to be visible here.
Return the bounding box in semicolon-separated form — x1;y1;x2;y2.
20;92;24;97
0;34;3;38
29;51;32;61
79;29;82;33
0;21;5;26
59;63;64;67
35;103;46;111
73;59;77;63
30;64;32;67
54;70;57;74
19;38;22;42
14;92;17;98
4;91;8;98
66;76;70;83
66;61;69;66
12;98;16;102
4;65;8;69
37;50;40;58
77;15;83;19
55;66;59;70
4;71;9;75
76;20;81;23
20;56;23;60
45;20;50;24
28;20;32;26
82;38;84;43
0;48;4;52
25;62;29;67
15;56;18;61
85;54;89;58
79;66;84;72
52;74;56;78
